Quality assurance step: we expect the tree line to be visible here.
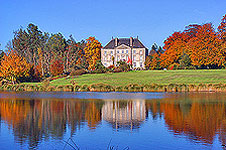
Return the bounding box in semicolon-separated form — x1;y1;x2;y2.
145;14;226;70
0;14;226;84
0;24;102;84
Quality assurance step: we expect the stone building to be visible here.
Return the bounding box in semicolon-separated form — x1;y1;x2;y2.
101;37;148;69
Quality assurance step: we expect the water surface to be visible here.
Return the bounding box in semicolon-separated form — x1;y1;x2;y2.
0;92;225;150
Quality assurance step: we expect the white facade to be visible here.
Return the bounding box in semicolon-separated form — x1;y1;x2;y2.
101;37;147;69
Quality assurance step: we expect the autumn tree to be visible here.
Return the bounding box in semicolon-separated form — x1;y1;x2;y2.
0;50;31;84
84;37;102;70
65;35;86;72
187;23;225;68
218;14;226;42
0;44;3;61
50;58;64;76
160;32;188;68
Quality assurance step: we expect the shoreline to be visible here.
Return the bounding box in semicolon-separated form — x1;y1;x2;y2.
1;83;226;92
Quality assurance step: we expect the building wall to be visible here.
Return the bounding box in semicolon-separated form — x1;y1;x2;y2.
101;47;146;69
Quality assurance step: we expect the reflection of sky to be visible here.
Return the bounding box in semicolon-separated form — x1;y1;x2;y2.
0;92;224;150
0;92;167;100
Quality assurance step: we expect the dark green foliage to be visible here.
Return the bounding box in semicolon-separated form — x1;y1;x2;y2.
179;52;192;69
115;61;131;72
91;60;108;73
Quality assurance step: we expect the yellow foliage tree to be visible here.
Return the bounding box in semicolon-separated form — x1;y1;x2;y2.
84;37;102;70
0;50;31;84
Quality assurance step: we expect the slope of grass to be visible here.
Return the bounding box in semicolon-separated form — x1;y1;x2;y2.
48;70;226;87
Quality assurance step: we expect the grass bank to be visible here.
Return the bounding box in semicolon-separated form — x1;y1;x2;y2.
49;69;226;86
1;70;226;92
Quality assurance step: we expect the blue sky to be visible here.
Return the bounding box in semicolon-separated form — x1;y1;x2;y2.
0;0;226;50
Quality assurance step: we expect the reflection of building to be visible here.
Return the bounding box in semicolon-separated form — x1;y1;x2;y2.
102;100;146;130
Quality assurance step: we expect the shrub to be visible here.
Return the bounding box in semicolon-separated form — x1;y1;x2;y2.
116;61;131;72
115;86;123;92
91;60;108;73
46;86;56;91
73;85;81;91
124;84;143;92
70;69;87;76
89;83;114;92
79;85;89;91
64;85;74;91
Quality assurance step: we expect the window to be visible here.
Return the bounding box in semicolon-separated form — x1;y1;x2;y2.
133;62;136;67
117;50;119;53
133;50;136;54
140;55;143;61
117;56;120;61
133;55;136;61
140;62;143;68
104;51;107;55
126;50;128;54
122;50;124;53
111;51;113;54
140;50;142;54
126;55;128;61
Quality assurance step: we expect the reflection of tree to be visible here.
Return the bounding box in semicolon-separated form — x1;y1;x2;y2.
2;93;226;149
146;99;226;145
85;102;101;129
0;99;103;149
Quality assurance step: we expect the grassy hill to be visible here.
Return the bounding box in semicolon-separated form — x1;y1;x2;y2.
48;69;226;87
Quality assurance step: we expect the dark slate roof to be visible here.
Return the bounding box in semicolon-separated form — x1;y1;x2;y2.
103;38;146;49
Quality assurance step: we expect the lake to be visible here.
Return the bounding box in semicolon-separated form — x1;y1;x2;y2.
0;91;225;150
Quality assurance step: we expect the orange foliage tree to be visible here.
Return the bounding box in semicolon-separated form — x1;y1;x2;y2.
160;14;226;69
145;53;161;70
187;23;225;68
0;50;31;84
160;32;188;68
218;14;226;42
84;37;102;70
50;58;64;76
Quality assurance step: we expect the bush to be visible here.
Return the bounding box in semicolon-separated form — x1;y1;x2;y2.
116;61;131;72
70;69;87;76
91;60;108;73
89;83;114;92
79;85;89;91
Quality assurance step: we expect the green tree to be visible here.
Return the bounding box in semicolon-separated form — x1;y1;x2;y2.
12;23;46;66
179;52;192;69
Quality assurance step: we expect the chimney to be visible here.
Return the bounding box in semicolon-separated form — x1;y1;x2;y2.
115;38;118;47
130;37;133;47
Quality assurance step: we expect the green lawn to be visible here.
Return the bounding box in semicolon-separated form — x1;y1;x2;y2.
46;70;226;87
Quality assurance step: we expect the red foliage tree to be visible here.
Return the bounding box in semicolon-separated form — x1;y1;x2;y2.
50;59;64;76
